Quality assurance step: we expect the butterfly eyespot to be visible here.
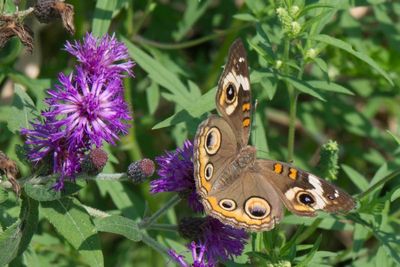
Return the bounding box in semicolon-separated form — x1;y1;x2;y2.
225;83;236;103
244;197;270;219
297;192;315;206
204;127;221;155
205;163;213;180
219;199;236;211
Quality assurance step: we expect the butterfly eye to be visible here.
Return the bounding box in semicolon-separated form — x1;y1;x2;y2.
225;83;236;104
204;163;213;180
205;127;221;155
297;193;315;206
244;197;270;219
219;199;236;211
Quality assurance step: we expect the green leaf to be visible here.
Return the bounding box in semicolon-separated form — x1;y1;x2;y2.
387;130;400;145
233;13;259;22
313;57;328;73
280;75;326;101
341;164;369;192
92;0;118;37
390;187;400;202
146;81;160;114
312;34;394;86
122;37;192;109
173;0;211;41
152;88;214;129
94;215;142;242
24;180;84;202
296;235;322;267
307;80;354;95
40;198;104;267
0;195;38;266
0;220;21;266
4;84;36;133
0;187;8;204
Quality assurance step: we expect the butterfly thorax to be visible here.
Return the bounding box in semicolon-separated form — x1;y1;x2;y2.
211;145;256;192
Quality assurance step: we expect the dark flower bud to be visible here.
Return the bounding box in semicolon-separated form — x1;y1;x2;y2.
82;148;108;175
34;0;75;35
127;158;155;184
177;217;207;240
0;17;34;53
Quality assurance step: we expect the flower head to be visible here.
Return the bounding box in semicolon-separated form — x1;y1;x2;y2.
21;117;83;190
168;241;214;267
150;140;203;212
44;67;131;148
21;33;134;190
65;33;134;78
178;217;248;264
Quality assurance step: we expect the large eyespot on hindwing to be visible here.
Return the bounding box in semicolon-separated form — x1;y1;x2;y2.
219;199;237;211
296;192;315;206
204;127;221;155
225;83;236;104
244;197;271;219
204;163;213;181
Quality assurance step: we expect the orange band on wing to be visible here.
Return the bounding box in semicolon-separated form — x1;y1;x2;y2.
242;103;251;112
289;168;298;180
242;118;250;127
273;163;283;174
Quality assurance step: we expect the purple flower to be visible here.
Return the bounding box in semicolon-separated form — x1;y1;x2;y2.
178;217;248;263
168;242;214;267
150;140;203;212
21;117;83;190
44;67;131;148
65;33;135;78
21;33;134;190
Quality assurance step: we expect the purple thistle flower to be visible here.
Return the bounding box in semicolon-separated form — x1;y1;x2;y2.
168;242;214;267
150;140;203;212
44;67;131;148
21;117;83;190
65;33;135;78
21;33;134;190
178;217;248;264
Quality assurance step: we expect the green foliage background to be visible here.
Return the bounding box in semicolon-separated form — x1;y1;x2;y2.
0;0;400;266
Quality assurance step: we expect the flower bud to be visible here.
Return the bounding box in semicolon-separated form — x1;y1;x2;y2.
275;60;283;69
82;148;108;175
290;21;301;36
305;48;318;59
34;0;75;35
290;5;300;17
127;158;155;183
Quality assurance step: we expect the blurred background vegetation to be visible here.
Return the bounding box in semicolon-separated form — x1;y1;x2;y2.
1;0;400;266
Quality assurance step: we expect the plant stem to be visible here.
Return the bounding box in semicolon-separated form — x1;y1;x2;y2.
147;223;178;232
132;23;251;50
141;234;169;255
357;168;400;199
287;90;298;162
138;194;181;229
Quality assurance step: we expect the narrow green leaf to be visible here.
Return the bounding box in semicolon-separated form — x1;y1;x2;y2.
92;0;118;37
146;81;160;115
152;89;215;129
17;196;39;257
5;84;37;133
296;235;322;267
313;34;394;85
0;187;8;204
40;198;104;267
94;215;142;242
307;80;354;95
341;164;369;191
313;57;328;73
390;187;400;202
252;111;269;158
122;37;192;108
173;0;211;41
387;130;400;145
280;75;326;101
233;13;259;22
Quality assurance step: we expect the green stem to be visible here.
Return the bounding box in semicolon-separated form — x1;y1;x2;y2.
287;90;298;162
132;23;252;50
0;172;130;190
147;223;178;232
141;234;169;255
138;194;181;229
357;168;400;199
